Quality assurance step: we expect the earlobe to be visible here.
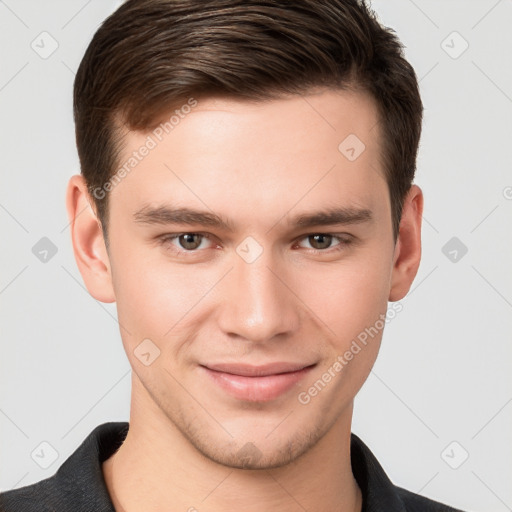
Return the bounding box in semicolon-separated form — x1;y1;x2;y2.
65;174;116;303
388;185;423;302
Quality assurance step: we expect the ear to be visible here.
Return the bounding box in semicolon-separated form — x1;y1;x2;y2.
65;174;116;303
389;184;423;302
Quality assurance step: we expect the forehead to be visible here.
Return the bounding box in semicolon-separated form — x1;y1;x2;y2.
108;89;387;229
155;88;382;158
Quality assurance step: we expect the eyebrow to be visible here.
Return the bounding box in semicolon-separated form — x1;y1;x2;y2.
133;204;373;231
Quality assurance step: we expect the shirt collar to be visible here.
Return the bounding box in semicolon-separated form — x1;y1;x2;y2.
50;422;406;511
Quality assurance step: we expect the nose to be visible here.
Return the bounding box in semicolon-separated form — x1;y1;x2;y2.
216;248;300;344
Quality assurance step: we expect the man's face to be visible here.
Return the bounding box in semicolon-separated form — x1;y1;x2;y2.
105;89;397;468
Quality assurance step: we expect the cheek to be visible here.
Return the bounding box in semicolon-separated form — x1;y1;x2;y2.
109;243;226;359
295;250;392;342
296;257;391;402
109;244;190;341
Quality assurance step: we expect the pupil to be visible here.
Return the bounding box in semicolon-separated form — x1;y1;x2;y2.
311;234;331;249
180;234;200;249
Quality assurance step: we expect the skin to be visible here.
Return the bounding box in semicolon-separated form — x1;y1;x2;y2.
66;87;423;512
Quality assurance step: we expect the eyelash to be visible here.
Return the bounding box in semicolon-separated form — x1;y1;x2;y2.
158;232;354;255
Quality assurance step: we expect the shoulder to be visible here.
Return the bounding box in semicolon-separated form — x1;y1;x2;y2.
396;486;466;512
0;422;127;512
350;433;467;512
0;471;114;512
0;475;66;512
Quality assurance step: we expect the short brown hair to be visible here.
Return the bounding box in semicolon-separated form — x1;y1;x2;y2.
74;0;423;243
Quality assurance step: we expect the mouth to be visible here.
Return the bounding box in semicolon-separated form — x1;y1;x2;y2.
199;362;317;402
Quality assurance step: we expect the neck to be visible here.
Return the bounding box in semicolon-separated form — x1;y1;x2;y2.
102;379;362;512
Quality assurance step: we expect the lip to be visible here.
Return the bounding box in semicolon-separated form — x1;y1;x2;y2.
200;362;316;402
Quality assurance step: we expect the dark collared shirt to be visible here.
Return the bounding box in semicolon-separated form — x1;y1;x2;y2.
0;422;464;511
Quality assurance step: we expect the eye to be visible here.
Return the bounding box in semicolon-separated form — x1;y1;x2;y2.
296;233;352;252
158;232;354;256
159;233;214;252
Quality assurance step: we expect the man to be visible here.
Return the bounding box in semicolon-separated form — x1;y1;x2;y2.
0;0;465;511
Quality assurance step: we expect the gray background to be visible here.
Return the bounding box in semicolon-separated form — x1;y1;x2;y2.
1;1;511;511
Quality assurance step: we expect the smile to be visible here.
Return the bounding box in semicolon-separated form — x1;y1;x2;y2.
200;363;316;402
